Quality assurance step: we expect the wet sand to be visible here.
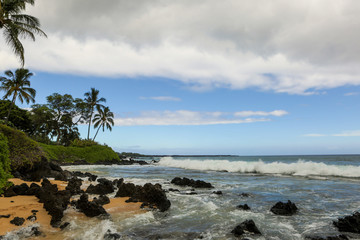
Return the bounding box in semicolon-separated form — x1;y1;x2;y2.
0;179;145;238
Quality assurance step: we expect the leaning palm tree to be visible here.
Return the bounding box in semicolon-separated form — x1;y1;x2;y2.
0;68;36;124
0;0;47;66
92;107;114;141
84;88;106;140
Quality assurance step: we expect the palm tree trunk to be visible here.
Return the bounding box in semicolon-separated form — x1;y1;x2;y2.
93;125;101;141
87;108;93;140
5;94;17;125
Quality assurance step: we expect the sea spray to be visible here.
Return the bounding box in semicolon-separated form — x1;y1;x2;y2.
157;157;360;178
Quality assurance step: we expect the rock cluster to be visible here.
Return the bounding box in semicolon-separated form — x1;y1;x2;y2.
333;212;360;233
231;219;261;237
171;177;214;188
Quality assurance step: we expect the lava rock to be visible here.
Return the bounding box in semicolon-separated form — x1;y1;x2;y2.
171;177;214;188
239;193;251;197
305;235;349;240
115;182;171;212
93;195;110;205
3;186;17;197
113;178;124;188
74;194;108;217
27;214;37;221
168;188;180;192
237;204;251;210
60;222;70;230
0;214;10;218
333;212;360;233
25;183;41;195
66;178;83;195
72;171;98;181
270;200;298;216
10;217;25;226
12;183;29;195
213;191;223;195
231;219;261;237
85;178;114;195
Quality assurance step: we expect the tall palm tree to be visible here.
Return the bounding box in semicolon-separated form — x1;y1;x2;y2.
0;0;47;66
0;68;36;124
92;107;114;141
84;88;106;140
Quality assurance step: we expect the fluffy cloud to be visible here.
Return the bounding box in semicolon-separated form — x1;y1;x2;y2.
113;110;286;126
2;0;360;94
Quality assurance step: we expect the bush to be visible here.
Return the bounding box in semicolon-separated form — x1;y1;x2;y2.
0;133;12;194
70;139;98;147
40;143;120;163
0;124;45;170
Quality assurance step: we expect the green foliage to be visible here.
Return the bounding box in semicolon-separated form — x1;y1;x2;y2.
0;124;44;170
40;142;120;164
70;139;98;147
0;132;12;194
0;100;31;132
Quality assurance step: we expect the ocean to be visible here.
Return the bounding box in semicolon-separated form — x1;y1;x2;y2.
58;155;360;239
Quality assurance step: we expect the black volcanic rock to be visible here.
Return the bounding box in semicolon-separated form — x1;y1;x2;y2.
115;182;171;212
213;191;222;195
66;178;83;195
12;183;29;195
171;177;214;188
231;219;261;237
86;178;114;195
237;204;251;210
104;230;121;240
270;200;298;216
10;217;25;226
73;194;108;218
72;171;98;181
25;183;41;195
93;195;110;205
333;211;360;233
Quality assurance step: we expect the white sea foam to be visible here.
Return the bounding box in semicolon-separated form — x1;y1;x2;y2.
158;157;360;178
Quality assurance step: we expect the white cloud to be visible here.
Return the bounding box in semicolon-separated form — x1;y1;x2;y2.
234;110;288;117
2;0;360;94
304;130;360;137
303;133;327;137
113;110;281;126
333;130;360;137
140;96;181;101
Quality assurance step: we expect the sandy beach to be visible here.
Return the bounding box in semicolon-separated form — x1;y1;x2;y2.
0;178;145;238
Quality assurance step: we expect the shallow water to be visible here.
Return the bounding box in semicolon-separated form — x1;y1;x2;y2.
6;155;360;240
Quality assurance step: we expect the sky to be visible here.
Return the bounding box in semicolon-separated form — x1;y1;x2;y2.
1;0;360;155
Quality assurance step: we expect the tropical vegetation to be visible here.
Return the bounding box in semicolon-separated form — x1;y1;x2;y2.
0;0;47;65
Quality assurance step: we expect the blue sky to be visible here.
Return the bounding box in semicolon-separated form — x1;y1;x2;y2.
1;0;360;155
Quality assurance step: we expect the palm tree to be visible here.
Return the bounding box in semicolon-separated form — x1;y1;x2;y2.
0;0;47;66
92;107;114;141
84;88;106;140
0;68;36;124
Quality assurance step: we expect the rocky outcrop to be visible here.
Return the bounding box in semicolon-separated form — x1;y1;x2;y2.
72;171;98;181
171;177;214;188
333;212;360;233
66;178;83;195
231;219;261;237
13;157;71;182
36;179;71;227
93;195;110;205
115;183;171;212
270;200;298;216
85;178;115;195
73;194;109;217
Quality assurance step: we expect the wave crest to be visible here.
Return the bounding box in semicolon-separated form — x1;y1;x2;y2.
157;157;360;178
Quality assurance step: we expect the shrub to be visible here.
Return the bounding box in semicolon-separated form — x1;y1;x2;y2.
70;139;98;147
0;124;45;170
0;133;12;194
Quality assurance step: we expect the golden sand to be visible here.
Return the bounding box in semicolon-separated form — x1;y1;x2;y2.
0;179;145;238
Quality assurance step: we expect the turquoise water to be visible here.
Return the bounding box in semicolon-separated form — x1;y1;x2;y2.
58;155;360;239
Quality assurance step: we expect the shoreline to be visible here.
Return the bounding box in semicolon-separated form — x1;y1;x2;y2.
0;178;146;238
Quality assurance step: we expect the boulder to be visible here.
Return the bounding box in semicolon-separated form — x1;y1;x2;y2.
237;204;251;210
10;217;25;226
115;182;171;212
213;191;223;195
333;212;360;233
231;219;261;237
25;183;41;195
171;177;214;188
104;230;121;240
270;200;298;216
72;171;97;181
73;194;108;218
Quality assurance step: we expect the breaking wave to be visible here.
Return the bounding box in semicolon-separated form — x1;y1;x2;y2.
157;157;360;178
